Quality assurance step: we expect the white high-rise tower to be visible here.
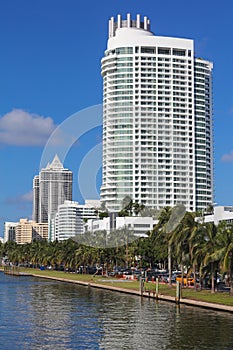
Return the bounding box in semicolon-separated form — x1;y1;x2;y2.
33;155;73;223
100;14;213;212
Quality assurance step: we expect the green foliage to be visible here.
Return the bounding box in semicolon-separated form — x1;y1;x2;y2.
99;212;109;219
119;196;145;217
2;205;233;296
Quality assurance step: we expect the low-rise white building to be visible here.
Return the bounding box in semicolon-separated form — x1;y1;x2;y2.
202;206;233;225
85;215;157;237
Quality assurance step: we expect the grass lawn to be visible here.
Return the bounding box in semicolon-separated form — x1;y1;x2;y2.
2;267;233;307
180;288;233;306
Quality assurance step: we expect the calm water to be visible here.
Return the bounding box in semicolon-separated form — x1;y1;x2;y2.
0;272;233;350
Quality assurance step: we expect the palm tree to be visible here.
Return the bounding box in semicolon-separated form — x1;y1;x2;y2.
0;242;4;259
158;205;187;285
133;202;145;216
76;244;99;272
213;221;233;295
3;240;18;262
189;221;206;291
7;243;22;265
119;196;134;216
202;222;219;293
135;236;155;268
151;206;172;284
170;211;196;289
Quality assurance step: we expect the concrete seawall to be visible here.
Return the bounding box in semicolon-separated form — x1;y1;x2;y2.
30;273;233;314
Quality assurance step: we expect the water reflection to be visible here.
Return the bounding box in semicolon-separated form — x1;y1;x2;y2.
0;272;233;350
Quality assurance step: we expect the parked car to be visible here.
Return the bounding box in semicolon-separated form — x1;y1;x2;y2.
176;275;194;286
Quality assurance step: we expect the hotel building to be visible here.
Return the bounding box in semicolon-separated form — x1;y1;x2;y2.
100;14;213;213
4;219;48;244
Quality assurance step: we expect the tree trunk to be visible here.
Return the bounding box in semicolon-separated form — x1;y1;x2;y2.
230;279;233;296
168;243;172;287
229;258;233;296
181;264;184;288
125;243;128;269
211;262;215;294
193;263;197;292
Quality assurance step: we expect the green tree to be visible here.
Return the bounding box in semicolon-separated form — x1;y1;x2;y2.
202;222;219;293
170;211;196;288
189;220;206;291
151;207;172;283
212;222;233;295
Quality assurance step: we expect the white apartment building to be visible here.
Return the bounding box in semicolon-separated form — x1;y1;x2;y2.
4;222;17;243
100;14;213;213
51;200;99;241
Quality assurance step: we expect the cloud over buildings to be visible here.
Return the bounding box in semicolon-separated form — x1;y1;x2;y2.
0;109;56;146
2;192;33;225
4;191;33;212
4;191;33;205
221;150;233;162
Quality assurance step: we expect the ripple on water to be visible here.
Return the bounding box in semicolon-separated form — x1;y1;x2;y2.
0;273;233;350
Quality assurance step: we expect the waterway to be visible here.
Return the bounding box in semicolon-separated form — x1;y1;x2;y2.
0;271;233;350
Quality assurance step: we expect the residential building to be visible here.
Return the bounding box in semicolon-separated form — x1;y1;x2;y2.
4;222;17;243
33;155;73;223
100;14;213;213
14;219;48;244
51;200;99;241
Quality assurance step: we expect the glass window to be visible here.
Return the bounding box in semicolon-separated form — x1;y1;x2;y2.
158;48;171;55
141;47;156;54
116;47;133;54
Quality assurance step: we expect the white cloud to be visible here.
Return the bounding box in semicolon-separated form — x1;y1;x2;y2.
20;191;33;202
221;150;233;162
5;191;33;205
4;191;33;213
0;109;56;146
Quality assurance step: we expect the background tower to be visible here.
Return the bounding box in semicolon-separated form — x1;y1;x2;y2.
33;155;73;223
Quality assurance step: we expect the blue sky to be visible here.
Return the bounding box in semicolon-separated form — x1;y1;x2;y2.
1;0;233;236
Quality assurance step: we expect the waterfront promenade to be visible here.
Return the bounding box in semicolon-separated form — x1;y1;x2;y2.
31;273;233;313
4;267;232;314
